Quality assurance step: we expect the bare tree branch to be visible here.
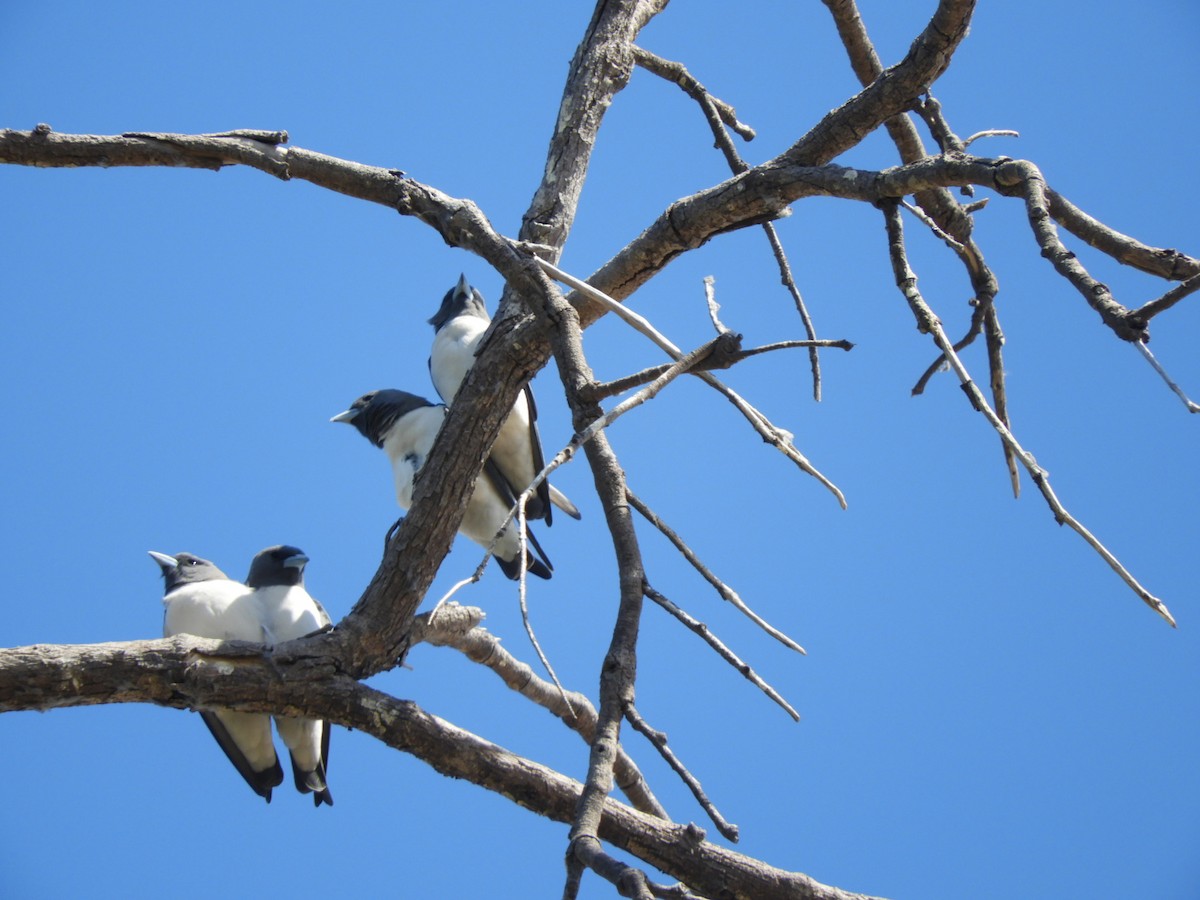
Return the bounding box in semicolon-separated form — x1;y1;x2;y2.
641;583;801;722
541;258;848;508
628;491;806;655
1046;188;1200;284
1133;341;1200;414
0;635;882;900
880;198;1176;626
624;701;739;841
410;605;669;820
631;46;825;400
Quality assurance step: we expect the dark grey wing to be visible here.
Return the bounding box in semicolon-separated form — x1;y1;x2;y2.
198;711;284;803
484;458;553;580
481;454;518;513
522;384;553;525
316;719;333;807
522;522;554;580
313;597;333;630
428;355;446;403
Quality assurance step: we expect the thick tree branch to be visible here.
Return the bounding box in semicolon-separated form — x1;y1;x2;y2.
0;636;882;900
1046;188;1200;284
522;0;669;256
582;0;977;314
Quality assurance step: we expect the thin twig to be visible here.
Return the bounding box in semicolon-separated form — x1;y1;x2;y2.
424;488;575;716
704;277;731;334
625;700;740;842
428;575;479;618
1134;270;1200;322
516;498;576;720
630;47;756;141
643;583;801;721
984;304;1021;497
901;198;964;251
590;339;852;402
962;128;1020;147
760;222;826;401
410;605;670;820
630;46;825;400
538;258;848;508
628;489;806;655
881;199;1176;626
1133;342;1200;414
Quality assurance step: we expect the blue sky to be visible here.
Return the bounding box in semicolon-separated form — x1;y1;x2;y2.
3;2;1198;898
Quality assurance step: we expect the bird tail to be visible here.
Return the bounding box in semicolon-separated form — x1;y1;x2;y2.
290;751;334;807
549;484;582;521
199;711;284;804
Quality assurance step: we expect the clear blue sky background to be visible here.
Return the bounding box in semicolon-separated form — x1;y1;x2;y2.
3;2;1198;898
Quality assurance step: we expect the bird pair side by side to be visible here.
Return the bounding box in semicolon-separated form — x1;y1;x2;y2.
332;275;579;581
150;545;333;807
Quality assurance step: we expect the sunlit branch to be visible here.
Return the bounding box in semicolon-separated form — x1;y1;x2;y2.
880;199;1176;626
624;700;740;842
539;258;848;508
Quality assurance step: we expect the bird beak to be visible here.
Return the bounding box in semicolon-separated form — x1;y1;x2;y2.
456;272;470;294
148;550;178;570
330;409;358;424
284;553;309;570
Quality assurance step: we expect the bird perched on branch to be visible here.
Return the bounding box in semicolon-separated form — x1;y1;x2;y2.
331;388;553;580
245;544;334;807
150;547;335;806
428;273;580;525
150;550;284;803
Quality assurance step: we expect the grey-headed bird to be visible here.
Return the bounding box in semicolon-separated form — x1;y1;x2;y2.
428;274;581;524
331;388;553;579
245;545;334;808
150;550;283;803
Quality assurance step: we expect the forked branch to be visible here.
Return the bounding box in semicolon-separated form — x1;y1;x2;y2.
880;199;1176;626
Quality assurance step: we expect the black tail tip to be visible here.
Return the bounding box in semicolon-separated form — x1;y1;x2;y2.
497;554;553;581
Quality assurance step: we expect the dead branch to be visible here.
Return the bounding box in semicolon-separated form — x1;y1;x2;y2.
542;258;848;508
880;198;1176;626
624;701;739;842
628;490;806;655
0;635;880;899
642;583;801;721
410;605;669;820
632;46;825;399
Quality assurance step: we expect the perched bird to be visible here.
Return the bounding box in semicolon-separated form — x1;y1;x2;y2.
245;545;334;808
331;388;553;580
149;550;283;803
428;274;581;524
